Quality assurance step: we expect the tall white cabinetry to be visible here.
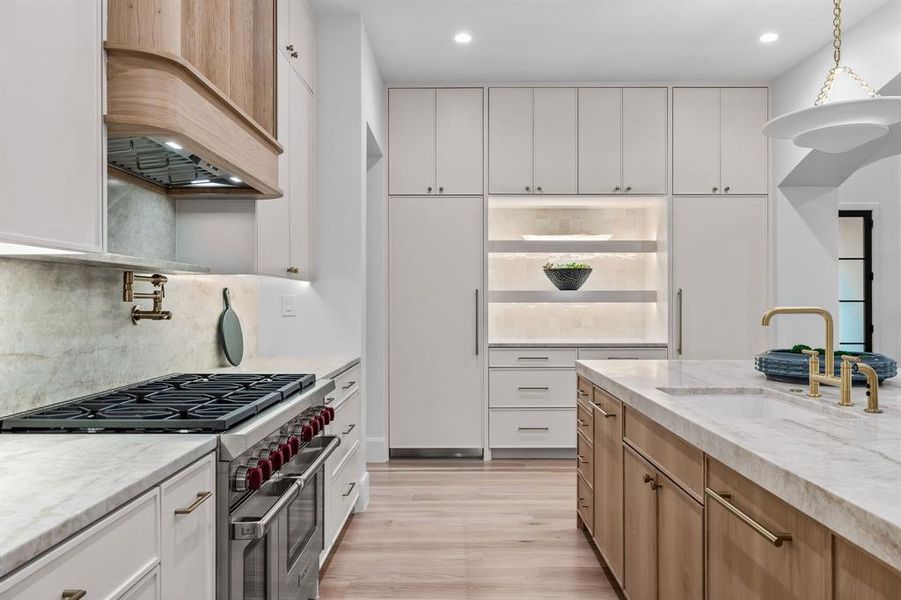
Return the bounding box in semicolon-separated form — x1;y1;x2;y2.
388;88;483;196
388;196;484;453
672;87;768;195
0;0;104;252
672;197;768;359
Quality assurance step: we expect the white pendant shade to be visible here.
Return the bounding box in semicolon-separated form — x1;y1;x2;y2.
763;97;901;153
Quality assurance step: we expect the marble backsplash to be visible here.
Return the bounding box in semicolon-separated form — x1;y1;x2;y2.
0;258;260;417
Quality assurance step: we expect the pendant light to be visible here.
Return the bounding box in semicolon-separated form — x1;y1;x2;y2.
763;0;901;154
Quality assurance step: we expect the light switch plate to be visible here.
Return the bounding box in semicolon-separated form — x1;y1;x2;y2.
281;294;297;317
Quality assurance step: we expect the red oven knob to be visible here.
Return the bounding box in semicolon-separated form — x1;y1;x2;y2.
268;449;283;470
287;435;301;454
300;423;314;442
309;416;321;435
325;406;335;420
245;466;264;491
320;408;331;425
279;442;292;462
314;414;324;431
257;458;273;481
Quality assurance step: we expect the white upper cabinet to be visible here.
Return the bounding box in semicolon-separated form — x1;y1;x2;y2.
289;71;315;277
579;87;667;195
277;0;316;92
673;87;768;195
389;89;437;195
389;88;483;196
436;88;484;195
578;88;622;194
621;87;667;195
0;0;104;252
533;88;578;194
489;88;534;194
721;87;769;195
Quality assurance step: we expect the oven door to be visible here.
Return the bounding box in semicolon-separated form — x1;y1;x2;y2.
276;464;323;600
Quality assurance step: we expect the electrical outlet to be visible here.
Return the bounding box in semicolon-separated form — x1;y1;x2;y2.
281;294;297;317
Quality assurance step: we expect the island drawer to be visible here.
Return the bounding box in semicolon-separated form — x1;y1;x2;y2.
624;406;703;499
489;408;576;448
489;348;577;368
577;473;594;534
578;347;669;360
577;430;593;487
490;369;576;408
577;402;594;440
577;376;593;407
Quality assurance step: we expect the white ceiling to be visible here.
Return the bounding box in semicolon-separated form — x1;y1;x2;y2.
312;0;891;84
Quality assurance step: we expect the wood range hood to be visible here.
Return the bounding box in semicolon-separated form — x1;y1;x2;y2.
105;0;282;199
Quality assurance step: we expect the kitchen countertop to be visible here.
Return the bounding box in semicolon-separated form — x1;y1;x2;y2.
576;359;901;570
211;355;359;381
0;434;217;579
490;341;668;348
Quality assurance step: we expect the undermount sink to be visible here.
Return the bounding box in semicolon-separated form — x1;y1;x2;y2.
656;387;856;420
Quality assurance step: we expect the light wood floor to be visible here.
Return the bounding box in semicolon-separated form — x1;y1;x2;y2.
320;459;622;599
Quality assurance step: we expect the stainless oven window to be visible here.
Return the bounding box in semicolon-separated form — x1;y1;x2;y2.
243;537;268;600
286;471;318;569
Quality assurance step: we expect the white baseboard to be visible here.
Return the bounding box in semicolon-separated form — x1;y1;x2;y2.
366;436;389;462
354;470;370;512
490;448;576;459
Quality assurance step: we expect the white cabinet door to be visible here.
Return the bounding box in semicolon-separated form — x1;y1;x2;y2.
533;87;578;194
276;0;290;58
288;0;316;91
673;197;768;359
159;454;216;600
672;88;721;195
436;88;483;195
489;88;533;194
0;0;103;252
389;196;483;449
289;72;314;279
721;88;768;195
257;52;293;277
622;87;667;195
389;88;437;195
578;88;622;194
119;566;160;600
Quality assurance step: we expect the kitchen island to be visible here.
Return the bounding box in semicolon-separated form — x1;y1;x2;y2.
575;359;900;600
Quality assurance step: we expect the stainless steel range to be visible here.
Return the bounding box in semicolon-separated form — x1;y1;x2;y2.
0;372;340;600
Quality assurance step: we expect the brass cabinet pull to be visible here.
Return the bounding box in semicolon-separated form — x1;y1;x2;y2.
342;423;356;435
577;390;589;397
175;491;213;515
518;386;550;391
706;488;792;547
342;481;357;497
576;455;588;464
62;592;87;600
576;419;587;427
595;405;616;419
642;473;654;483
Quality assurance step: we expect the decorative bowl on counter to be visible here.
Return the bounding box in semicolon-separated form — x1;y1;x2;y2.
543;262;593;291
754;348;898;383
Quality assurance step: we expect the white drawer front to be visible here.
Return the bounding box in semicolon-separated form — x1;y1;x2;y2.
159;453;215;600
120;565;160;600
489;348;577;368
327;388;361;466
324;442;361;552
0;489;160;600
489;369;576;408
333;363;361;403
577;347;668;360
489;408;576;448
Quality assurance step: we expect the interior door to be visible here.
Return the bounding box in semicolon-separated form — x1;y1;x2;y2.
622;87;667;195
389;88;437;195
488;88;533;194
578;88;622;194
673;196;768;359
533;87;578;194
389;196;484;450
623;445;657;600
721;88;768;195
436;88;483;195
673;88;721;195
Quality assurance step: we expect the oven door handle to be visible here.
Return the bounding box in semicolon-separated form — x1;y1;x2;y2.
231;483;299;541
282;435;341;490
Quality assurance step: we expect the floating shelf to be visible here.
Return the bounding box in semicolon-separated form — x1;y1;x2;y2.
488;240;658;254
489;290;657;303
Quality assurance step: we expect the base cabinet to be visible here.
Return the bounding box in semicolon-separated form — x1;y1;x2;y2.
833;536;901;600
591;387;624;583
657;471;703;600
623;446;658;600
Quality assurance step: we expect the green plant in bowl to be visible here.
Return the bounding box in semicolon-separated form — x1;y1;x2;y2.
542;262;593;291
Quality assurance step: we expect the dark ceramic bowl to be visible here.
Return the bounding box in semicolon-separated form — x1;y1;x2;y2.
543;267;592;291
754;349;897;383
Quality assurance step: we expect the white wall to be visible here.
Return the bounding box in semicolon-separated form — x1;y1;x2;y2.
772;1;901;356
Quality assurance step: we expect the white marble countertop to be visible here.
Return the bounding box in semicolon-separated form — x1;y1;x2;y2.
211;355;359;381
576;359;901;570
0;434;217;579
489;341;668;348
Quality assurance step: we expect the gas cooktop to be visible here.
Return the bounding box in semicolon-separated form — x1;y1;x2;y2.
0;373;315;433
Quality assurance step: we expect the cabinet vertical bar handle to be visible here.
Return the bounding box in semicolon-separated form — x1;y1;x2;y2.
677;288;684;356
706;488;793;547
474;289;480;356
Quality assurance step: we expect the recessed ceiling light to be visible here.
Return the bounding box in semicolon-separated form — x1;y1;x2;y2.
165;141;183;150
454;32;472;44
759;32;779;44
229;176;242;183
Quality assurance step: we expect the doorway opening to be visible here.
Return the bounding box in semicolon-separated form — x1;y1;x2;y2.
838;210;874;352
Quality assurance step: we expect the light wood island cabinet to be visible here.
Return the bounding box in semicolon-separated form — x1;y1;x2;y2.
591;386;624;584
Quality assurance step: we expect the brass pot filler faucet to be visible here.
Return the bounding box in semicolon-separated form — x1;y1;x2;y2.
122;271;173;324
761;307;881;414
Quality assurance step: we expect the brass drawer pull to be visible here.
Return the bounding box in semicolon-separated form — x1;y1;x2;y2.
576;419;588;427
175;491;213;515
342;481;357;497
341;381;357;390
342;423;356;435
62;592;87;600
518;386;550;391
577;390;589;397
576;455;589;464
706;488;792;547
594;405;616;418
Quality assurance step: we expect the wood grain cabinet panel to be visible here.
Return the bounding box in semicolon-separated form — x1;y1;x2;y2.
577;430;593;488
657;471;703;600
833;536;901;600
577;471;594;536
624;406;704;499
623;445;658;600
706;458;831;600
591;387;624;584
